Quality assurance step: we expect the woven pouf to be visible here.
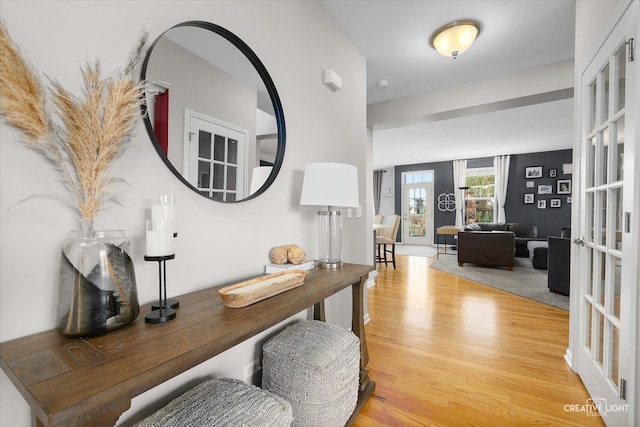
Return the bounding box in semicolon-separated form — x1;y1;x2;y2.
262;320;360;427
134;377;293;427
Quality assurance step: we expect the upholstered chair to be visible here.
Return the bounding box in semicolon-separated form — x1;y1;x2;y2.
547;227;571;295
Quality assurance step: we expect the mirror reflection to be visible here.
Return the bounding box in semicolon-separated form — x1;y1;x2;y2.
141;21;285;202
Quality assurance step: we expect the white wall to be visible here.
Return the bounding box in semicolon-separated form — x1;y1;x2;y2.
378;168;396;217
575;0;625;68
0;1;370;425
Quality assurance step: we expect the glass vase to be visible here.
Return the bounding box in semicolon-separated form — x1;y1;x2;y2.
55;229;140;337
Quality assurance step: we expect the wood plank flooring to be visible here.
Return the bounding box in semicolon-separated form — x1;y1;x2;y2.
354;255;604;427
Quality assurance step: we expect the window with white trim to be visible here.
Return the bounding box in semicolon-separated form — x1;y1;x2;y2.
465;166;495;224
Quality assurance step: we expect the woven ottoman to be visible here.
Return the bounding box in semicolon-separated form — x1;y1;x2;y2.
134;377;293;427
262;320;360;427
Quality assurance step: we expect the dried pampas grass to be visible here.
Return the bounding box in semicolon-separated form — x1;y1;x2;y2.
0;21;147;230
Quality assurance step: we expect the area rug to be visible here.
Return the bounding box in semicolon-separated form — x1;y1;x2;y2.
394;244;438;258
429;255;569;311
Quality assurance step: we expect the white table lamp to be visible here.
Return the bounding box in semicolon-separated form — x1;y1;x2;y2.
300;162;359;268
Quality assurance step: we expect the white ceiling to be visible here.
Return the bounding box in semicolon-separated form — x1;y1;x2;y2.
320;0;577;169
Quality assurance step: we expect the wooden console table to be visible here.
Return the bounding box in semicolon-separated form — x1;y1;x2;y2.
436;225;460;259
0;263;375;427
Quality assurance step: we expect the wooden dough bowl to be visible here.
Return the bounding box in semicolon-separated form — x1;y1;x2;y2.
218;270;308;308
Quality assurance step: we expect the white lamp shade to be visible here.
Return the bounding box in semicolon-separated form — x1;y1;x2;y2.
300;162;359;208
250;166;272;194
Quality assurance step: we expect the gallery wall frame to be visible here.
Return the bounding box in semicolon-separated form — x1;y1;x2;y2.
525;166;543;178
550;199;562;208
524;193;535;204
557;179;572;194
538;185;553;194
538;199;547;209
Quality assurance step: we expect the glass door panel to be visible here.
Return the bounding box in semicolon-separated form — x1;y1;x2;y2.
408;187;426;239
187;113;246;201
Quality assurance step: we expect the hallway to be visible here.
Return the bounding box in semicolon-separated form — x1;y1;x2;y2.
354;255;604;426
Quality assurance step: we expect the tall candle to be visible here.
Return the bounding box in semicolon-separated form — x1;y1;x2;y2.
151;195;176;234
146;220;174;256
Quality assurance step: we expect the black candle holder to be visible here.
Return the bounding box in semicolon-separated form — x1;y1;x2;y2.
144;254;177;324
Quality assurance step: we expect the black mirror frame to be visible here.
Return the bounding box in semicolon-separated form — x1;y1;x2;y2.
140;21;286;202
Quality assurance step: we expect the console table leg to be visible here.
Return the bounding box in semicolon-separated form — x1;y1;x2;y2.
33;412;44;427
313;301;326;321
352;276;368;368
346;275;375;426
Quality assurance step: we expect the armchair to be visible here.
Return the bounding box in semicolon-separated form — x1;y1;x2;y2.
547;228;571;295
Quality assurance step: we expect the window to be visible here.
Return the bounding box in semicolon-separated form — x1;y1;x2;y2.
465;167;495;224
403;171;433;183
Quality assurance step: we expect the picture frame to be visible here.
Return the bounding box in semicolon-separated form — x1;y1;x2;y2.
549;169;557;178
567;197;572;204
557;179;572;194
525;166;543;179
537;200;546;209
538;185;553;195
550;199;561;208
524;193;535;204
526;181;534;188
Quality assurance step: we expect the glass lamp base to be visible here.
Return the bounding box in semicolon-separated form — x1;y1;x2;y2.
318;259;343;269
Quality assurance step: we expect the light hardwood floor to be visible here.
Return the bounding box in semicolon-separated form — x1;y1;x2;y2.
354;255;604;427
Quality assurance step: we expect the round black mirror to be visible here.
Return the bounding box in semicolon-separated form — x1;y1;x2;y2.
141;21;285;202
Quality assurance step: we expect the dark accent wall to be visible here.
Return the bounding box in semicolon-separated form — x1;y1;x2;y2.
394;149;572;240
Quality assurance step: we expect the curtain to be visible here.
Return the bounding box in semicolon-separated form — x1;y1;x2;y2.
494;155;511;223
452;159;467;227
373;170;384;215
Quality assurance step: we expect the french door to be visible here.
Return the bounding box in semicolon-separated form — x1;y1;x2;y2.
402;181;434;245
574;2;636;425
184;110;246;202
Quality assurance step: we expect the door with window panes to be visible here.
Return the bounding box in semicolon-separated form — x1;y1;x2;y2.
186;113;246;202
574;3;636;424
401;171;434;245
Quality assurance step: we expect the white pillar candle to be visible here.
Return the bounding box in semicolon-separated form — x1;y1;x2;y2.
146;220;175;256
151;195;176;234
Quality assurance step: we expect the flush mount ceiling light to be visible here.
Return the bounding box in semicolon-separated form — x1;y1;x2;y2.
430;20;481;59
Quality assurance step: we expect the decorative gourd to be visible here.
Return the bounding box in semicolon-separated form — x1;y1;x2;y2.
270;245;306;265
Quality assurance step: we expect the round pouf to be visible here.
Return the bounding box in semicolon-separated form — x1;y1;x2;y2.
134;377;293;427
262;320;360;427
